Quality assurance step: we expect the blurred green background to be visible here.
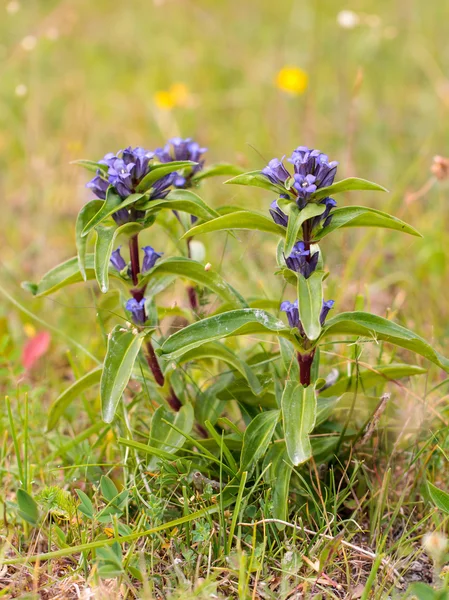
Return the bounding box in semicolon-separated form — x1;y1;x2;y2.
1;0;448;375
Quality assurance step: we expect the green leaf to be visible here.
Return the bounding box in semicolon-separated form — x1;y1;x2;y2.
75;489;94;519
192;163;244;182
101;325;146;423
82;188;145;237
47;367;102;430
320;364;427;398
281;381;316;465
297;270;325;341
137;188;219;221
321;312;449;373
185;210;285;239
76;200;103;280
136;161;197;193
263;442;292;528
139;257;247;309
171;342;262;395
427;482;449;514
22;254;123;297
284;203;326;256
311;177;388;201
71;159;108;174
279;337;300;380
147;404;194;470
240;410;280;475
158;308;297;360
17;489;39;526
314;206;421;239
94;222;142;293
100;476;118;503
225;170;293;197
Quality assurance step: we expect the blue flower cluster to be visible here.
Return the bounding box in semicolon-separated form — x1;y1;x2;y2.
155;137;207;188
264;146;338;228
86;139;206;224
109;245;163;325
281;299;334;333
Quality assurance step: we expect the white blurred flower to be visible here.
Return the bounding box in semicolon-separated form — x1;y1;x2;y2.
6;1;20;14
337;10;359;29
45;27;59;41
423;532;448;562
21;35;37;51
15;84;27;97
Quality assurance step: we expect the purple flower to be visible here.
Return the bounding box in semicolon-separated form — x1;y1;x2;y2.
110;246;127;272
149;172;177;200
155;137;207;189
311;197;337;231
98;152;117;168
280;299;301;330
289;146;338;189
293;173;317;207
86;171;109;200
142;246;163;272
126;298;146;325
269;199;289;227
122;146;154;180
320;300;335;326
262;157;290;186
285;241;319;279
108;158;135;199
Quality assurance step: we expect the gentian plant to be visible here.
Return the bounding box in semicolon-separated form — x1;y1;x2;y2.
24;141;449;526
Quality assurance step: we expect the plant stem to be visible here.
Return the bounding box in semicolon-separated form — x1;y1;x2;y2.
297;351;315;387
128;234;183;412
186;236;199;312
145;340;165;387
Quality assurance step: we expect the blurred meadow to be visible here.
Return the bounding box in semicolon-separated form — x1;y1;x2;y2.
2;0;449;597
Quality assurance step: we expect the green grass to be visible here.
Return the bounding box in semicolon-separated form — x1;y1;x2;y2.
1;0;449;598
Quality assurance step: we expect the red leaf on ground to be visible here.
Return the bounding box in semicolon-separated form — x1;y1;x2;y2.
22;331;51;370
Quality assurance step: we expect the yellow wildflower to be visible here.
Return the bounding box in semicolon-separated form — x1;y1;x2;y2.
275;66;308;95
154;83;191;110
154;90;175;110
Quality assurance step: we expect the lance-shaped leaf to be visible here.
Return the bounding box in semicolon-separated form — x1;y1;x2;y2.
427;482;449;514
94;223;142;293
137;188;219;221
311;177;388;201
240;409;280;475
321;311;449;372
17;489;40;526
279;337;300;380
297;270;325;341
320;363;427;398
192;163;244;182
136;161;197;193
147;404;194;470
225;170;294;198
284;203;326;256
71;159;108;174
167;342;262;395
22;255;120;297
76;199;103;280
101;325;146;423
263;442;292;527
314;206;421;240
139;257;247;309
158;308;298;360
47;367;102;430
281;381;316;466
82;188;145;237
185;210;285;238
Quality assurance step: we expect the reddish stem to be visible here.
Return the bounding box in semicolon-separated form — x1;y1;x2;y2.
297;351;315;387
145;340;165;387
